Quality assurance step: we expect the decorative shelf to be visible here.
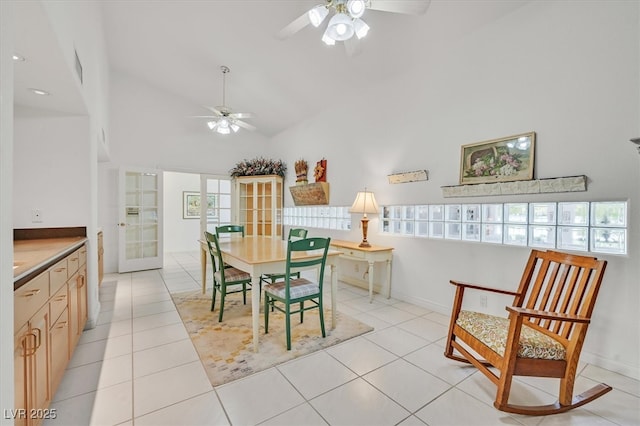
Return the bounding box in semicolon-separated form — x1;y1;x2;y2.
289;182;330;206
441;175;587;198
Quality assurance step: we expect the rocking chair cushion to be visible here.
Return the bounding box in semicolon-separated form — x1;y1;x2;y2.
457;310;566;361
264;278;320;300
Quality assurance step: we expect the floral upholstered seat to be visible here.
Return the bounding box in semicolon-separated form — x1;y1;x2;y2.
456;310;566;360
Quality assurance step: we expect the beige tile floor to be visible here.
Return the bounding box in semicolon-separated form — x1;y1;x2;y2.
45;252;640;426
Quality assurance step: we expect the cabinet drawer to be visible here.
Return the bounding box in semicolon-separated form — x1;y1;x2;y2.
67;249;81;275
335;247;367;260
50;257;68;295
49;284;68;326
14;271;49;333
79;244;87;266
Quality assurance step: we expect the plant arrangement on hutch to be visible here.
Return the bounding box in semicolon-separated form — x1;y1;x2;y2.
229;157;287;179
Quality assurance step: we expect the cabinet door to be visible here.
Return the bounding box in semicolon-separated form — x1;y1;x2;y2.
14;325;29;426
234;176;283;238
68;272;79;349
31;304;50;417
77;265;88;333
98;232;104;285
49;308;69;394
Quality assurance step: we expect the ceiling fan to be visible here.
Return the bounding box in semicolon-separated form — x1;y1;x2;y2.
277;0;431;55
194;65;255;134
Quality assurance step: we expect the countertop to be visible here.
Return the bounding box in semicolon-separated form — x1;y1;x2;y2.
14;237;87;288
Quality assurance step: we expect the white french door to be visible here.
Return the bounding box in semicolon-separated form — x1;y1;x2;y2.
199;174;232;238
118;167;163;272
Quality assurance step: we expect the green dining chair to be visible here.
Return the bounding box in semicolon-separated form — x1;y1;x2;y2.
260;228;308;286
215;224;244;239
263;237;331;350
204;231;252;322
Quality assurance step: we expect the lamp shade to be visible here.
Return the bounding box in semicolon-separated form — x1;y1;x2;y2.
349;191;379;216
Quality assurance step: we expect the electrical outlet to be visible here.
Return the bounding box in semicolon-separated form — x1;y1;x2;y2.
354;263;359;272
31;209;43;223
480;295;487;308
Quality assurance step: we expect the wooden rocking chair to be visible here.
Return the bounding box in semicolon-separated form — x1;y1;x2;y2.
444;249;611;415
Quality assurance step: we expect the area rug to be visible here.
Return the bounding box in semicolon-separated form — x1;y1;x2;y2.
171;289;373;386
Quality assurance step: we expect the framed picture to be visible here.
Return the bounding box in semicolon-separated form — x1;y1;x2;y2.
183;191;217;219
459;132;535;185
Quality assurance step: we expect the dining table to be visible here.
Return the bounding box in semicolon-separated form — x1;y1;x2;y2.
199;236;341;352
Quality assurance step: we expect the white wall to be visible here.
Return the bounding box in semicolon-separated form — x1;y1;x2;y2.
1;1;15;420
272;1;640;378
13;112;90;228
99;72;270;273
163;171;201;252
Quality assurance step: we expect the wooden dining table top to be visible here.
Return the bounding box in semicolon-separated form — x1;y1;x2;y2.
213;236;341;265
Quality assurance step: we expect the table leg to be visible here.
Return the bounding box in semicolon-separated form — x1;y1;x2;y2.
386;258;392;299
201;245;207;294
368;260;375;303
251;274;261;352
331;263;337;329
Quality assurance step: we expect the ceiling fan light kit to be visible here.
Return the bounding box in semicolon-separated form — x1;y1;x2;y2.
280;0;430;53
308;0;368;45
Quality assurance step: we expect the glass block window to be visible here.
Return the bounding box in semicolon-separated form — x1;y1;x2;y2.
283;206;351;230
380;201;628;255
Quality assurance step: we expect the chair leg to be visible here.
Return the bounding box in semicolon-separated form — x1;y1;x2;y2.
218;285;226;322
264;294;270;334
286;303;291;350
300;302;304;323
242;283;247;305
495;371;515;410
319;299;326;338
559;375;576;406
211;285;218;312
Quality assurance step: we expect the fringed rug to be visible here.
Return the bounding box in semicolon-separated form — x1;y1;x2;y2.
171;290;373;387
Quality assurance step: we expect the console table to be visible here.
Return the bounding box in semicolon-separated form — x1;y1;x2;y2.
330;239;394;303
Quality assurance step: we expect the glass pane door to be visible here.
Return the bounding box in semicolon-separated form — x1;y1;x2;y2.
118;168;163;272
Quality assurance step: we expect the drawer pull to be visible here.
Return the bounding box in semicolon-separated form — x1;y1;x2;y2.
54;267;66;273
54;295;66;302
55;321;68;329
23;289;41;297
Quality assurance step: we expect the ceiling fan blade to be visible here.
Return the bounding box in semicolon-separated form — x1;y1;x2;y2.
230;112;254;119
203;105;224;116
368;0;431;15
235;119;256;131
191;115;217;119
344;37;364;57
276;10;312;40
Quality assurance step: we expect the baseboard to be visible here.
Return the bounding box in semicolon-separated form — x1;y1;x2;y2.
580;351;640;381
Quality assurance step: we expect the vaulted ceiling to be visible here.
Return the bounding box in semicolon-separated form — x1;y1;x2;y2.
14;1;530;137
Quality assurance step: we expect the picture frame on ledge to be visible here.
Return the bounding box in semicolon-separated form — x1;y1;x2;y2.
459;132;535;185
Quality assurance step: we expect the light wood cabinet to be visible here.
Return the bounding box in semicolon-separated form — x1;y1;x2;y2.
13;303;50;426
98;230;104;285
14;243;87;425
233;175;283;238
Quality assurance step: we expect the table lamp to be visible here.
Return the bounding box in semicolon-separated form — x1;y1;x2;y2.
350;189;379;247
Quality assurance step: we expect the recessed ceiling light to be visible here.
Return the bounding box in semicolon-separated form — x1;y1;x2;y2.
29;88;50;96
12;54;26;61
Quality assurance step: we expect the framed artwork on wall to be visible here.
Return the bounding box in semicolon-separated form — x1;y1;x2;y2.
183;191;217;219
459;132;535;185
